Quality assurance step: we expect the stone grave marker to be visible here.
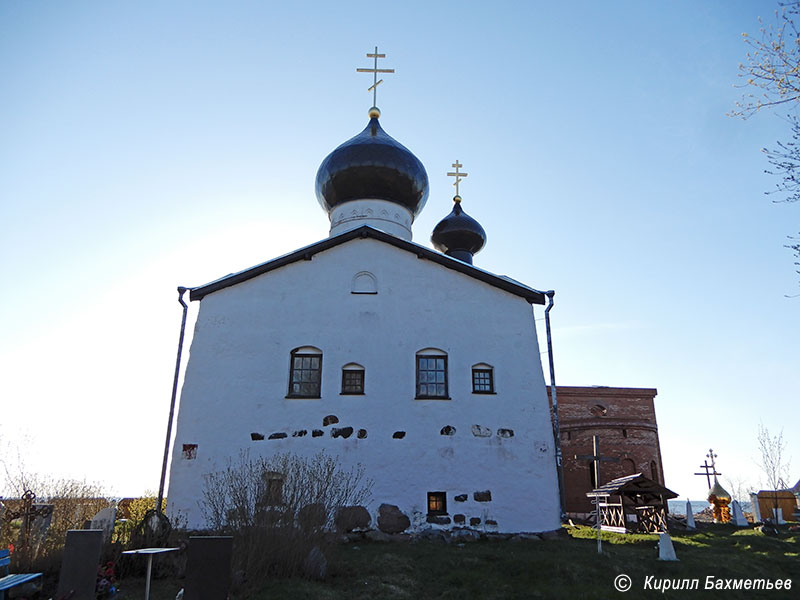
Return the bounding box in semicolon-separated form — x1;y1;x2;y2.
685;499;696;530
657;532;679;561
731;500;748;526
184;536;233;600
57;529;104;600
750;492;762;522
90;506;117;542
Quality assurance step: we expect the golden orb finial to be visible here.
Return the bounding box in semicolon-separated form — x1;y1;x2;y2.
369;106;381;119
453;195;462;203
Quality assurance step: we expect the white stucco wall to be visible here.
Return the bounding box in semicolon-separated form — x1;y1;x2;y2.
167;237;561;532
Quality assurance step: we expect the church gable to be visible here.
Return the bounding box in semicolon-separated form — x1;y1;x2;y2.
189;226;545;305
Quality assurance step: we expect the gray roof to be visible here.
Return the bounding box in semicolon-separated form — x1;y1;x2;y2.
189;225;546;304
587;473;678;500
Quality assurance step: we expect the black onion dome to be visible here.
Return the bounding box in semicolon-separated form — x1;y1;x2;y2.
315;117;429;216
431;199;487;263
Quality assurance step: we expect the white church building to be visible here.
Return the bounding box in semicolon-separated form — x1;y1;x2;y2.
166;100;562;534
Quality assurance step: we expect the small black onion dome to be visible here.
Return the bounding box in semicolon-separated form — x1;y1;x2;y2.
431;196;487;264
315;114;429;216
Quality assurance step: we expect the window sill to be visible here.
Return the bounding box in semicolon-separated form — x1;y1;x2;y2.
285;395;321;400
472;391;497;395
415;396;451;401
340;392;365;396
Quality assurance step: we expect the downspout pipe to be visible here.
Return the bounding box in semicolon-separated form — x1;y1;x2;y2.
544;290;567;522
156;286;189;514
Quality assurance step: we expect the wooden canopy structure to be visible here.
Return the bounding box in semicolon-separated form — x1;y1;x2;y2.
587;473;678;534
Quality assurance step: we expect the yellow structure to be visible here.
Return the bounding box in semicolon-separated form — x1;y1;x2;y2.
707;477;732;523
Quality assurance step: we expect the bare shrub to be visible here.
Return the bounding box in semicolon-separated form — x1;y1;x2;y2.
200;451;372;583
1;476;111;573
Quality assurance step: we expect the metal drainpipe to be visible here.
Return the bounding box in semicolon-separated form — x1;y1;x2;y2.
544;290;567;522
156;286;189;514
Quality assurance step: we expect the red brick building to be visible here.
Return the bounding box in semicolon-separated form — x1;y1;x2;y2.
547;386;665;516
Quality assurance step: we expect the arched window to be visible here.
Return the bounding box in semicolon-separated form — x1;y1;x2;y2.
416;348;448;399
287;346;322;398
471;362;495;394
341;363;365;395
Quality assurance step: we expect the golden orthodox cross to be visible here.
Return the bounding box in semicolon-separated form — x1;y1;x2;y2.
446;161;468;197
356;46;394;109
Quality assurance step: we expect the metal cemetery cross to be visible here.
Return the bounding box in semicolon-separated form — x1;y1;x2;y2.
447;161;468;197
575;436;619;554
693;448;721;488
1;489;53;549
356;46;394;109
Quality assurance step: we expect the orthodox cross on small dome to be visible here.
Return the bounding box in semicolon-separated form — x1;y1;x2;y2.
356;46;394;112
693;448;722;488
447;160;468;198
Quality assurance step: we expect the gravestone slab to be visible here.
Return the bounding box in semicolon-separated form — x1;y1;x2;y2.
685;499;696;530
750;492;762;522
91;506;117;541
184;536;233;600
657;532;679;561
731;500;748;526
57;529;104;600
772;507;785;524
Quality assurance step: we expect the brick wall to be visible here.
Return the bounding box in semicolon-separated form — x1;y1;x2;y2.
548;386;664;515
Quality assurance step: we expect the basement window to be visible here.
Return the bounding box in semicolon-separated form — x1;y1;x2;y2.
427;491;447;516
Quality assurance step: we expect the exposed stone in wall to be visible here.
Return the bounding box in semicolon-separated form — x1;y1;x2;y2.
268;432;287;440
474;490;492;502
323;415;339;426
440;425;456;436
312;429;324;437
392;431;406;439
472;425;492;437
469;517;481;526
377;503;410;534
357;429;368;439
331;426;354;439
497;428;514;438
426;515;451;525
454;494;467;502
453;514;465;524
298;503;326;530
182;444;197;460
292;430;307;437
485;519;497;526
250;433;265;441
335;506;371;532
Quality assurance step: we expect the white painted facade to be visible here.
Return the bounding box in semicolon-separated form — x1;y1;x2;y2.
167;233;562;532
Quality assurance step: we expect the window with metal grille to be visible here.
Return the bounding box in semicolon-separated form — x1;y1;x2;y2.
288;351;322;398
472;368;494;393
341;368;365;394
427;491;447;515
416;355;448;398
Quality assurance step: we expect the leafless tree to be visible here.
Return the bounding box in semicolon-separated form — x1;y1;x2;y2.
757;423;791;490
200;450;372;583
733;1;800;285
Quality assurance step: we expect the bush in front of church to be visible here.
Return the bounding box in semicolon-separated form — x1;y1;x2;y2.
199;451;372;583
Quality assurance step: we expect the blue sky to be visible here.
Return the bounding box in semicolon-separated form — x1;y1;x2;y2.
1;0;797;501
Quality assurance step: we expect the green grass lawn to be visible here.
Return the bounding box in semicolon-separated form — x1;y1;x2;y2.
114;525;799;600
